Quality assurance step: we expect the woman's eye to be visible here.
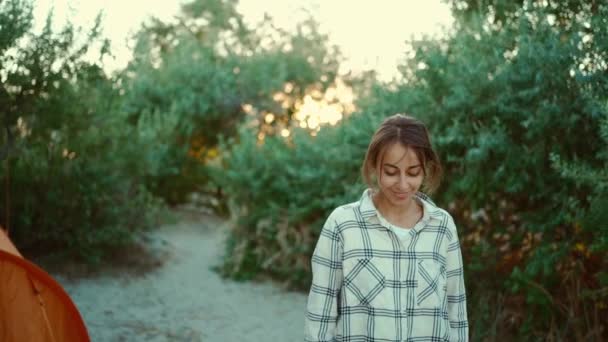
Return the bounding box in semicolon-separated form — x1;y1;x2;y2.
384;171;397;176
408;172;421;177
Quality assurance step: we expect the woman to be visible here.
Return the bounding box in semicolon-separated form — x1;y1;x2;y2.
305;114;468;341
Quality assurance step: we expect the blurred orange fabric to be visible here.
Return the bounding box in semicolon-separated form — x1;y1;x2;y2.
0;227;90;342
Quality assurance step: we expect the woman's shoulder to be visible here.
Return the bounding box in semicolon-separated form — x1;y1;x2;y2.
324;196;367;225
416;193;457;225
328;201;360;220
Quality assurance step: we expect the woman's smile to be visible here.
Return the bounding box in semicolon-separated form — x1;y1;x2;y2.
391;190;410;200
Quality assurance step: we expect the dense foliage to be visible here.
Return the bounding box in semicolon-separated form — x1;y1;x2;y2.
2;0;606;340
213;112;378;283
0;0;342;259
217;0;608;340
404;1;608;339
122;0;342;204
0;0;164;261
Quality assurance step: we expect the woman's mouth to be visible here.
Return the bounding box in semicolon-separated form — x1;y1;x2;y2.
392;191;409;200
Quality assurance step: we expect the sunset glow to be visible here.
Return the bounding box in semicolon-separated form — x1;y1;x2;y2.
293;79;355;130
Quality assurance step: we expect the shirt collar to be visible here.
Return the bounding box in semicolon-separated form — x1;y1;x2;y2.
358;188;443;227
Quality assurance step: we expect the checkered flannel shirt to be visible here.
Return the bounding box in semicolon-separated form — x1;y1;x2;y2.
305;189;468;342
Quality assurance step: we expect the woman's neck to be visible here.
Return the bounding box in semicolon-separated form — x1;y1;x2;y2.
372;191;422;227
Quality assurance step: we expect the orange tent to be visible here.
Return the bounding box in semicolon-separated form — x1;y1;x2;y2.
0;227;90;342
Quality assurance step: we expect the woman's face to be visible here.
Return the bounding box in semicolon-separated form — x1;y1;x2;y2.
376;143;424;207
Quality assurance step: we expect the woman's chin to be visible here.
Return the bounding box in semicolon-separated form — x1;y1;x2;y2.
387;193;413;206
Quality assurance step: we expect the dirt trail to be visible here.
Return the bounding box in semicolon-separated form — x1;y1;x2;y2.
53;212;308;341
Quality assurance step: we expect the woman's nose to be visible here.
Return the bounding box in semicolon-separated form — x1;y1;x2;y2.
397;175;409;189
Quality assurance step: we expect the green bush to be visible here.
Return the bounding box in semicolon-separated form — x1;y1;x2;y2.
400;2;608;339
213;111;381;286
123;0;343;205
0;0;165;262
216;1;608;340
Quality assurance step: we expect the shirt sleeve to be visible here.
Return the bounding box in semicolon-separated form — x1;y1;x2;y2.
446;216;469;342
305;212;343;342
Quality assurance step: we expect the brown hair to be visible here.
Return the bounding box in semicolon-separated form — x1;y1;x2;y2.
361;113;443;194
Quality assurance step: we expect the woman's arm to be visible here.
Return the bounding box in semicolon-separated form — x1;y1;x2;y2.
446;216;469;342
305;214;343;342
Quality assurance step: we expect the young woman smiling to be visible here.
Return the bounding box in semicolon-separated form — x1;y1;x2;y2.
305;114;468;342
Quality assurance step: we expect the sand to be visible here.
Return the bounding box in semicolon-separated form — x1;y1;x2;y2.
53;212;308;341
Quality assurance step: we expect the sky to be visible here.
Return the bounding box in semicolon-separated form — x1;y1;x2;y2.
33;0;453;81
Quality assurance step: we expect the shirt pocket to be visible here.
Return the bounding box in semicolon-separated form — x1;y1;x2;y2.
343;258;388;308
416;259;446;307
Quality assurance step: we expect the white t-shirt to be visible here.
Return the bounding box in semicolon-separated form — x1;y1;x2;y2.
374;197;427;242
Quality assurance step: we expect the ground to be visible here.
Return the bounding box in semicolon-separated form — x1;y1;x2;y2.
52;210;308;341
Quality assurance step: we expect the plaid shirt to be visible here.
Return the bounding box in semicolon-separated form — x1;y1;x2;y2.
305;189;468;342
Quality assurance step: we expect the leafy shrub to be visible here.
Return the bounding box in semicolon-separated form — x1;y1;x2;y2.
216;1;608;340
213;111;382;287
123;0;343;205
0;0;165;262
399;3;608;339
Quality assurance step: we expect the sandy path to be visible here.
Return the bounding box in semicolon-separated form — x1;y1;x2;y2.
53;213;308;341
